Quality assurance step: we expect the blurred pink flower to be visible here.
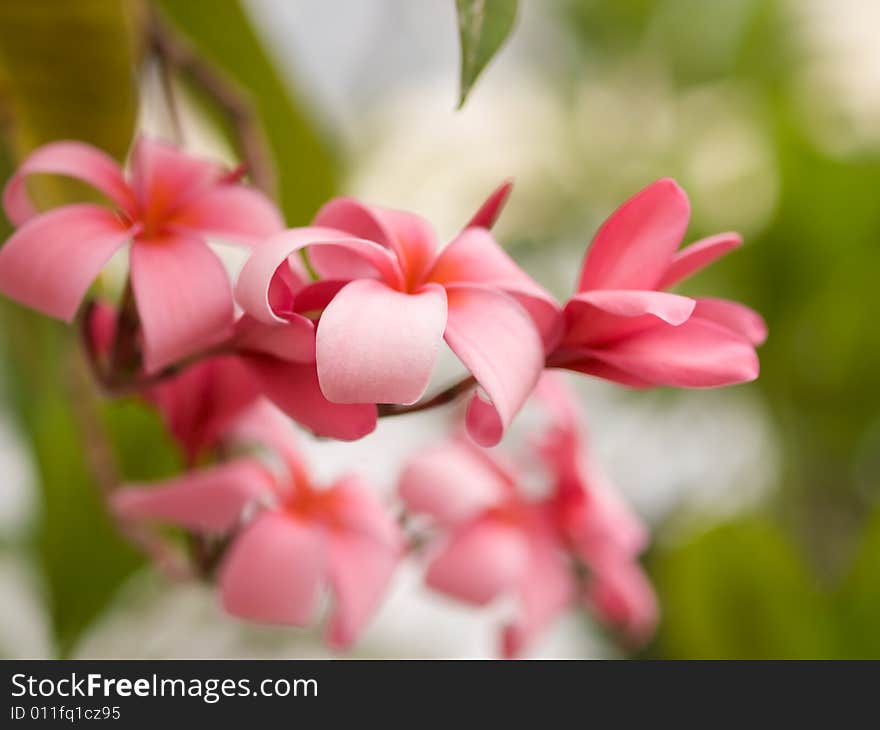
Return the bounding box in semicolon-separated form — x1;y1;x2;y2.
0;137;283;372
398;374;656;657
86;300;376;459
112;402;402;649
549;178;767;387
236;183;561;446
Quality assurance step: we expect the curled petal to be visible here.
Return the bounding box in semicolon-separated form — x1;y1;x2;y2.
658;232;742;290
444;286;544;446
0;204;130;321
430;227;562;349
235;228;403;323
583;318;760;388
112;458;275;533
171;185;284;246
463;180;513;230
578;178;690;291
316;280;447;405
244;356;377;441
563;289;696;346
3;141;133;225
130;235;234;373
693;297;768;346
314;198;436;285
398;440;511;526
233;314;315;363
426;517;530;606
220;512;325;626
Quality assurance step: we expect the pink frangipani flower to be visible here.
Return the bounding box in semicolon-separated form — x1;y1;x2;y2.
398;375;656;657
549;179;767;388
235;183;561;446
86;299;376;457
0;137;283;372
112;402;402;649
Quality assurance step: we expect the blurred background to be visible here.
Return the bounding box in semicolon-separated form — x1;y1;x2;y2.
0;0;878;659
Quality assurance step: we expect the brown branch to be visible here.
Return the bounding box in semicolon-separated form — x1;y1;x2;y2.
146;10;275;195
377;376;477;418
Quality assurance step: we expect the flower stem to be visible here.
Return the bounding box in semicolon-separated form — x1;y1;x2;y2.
146;9;275;196
377;375;477;418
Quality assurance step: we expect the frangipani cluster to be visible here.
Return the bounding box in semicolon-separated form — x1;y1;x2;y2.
0;137;766;656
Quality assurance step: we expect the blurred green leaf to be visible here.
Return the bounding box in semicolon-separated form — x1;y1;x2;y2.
836;510;880;658
0;1;160;656
0;1;139;163
455;0;518;108
651;520;835;658
155;0;337;224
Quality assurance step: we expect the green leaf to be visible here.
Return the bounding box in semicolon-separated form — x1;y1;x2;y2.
0;1;139;162
455;0;518;108
836;510;880;658
155;0;338;224
0;1;151;655
651;520;835;658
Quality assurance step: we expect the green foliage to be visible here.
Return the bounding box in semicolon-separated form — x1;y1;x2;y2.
651;514;880;659
0;1;167;656
0;0;139;162
455;0;518;107
155;0;338;224
836;511;880;658
651;520;834;658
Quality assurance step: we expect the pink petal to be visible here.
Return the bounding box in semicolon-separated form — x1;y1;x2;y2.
533;372;581;430
3;141;133;226
329;474;403;548
444;286;544;446
316;280;447;405
225;399;308;481
657;232;742;290
220;511;325;626
87;300;118;360
128;137;224;223
426;517;530;606
112;458;274;533
130;234;234;373
548;445;649;562
584;318;760;387
314;198;436;286
292;279;349;315
693;297;768;346
244;356;377;440
0;204;130;321
325;529;400;649
555;355;655;388
398;440;511;526
578;178;690;291
586;555;658;645
235;228;403;324
171;184;284;246
233;313;315;363
146;355;261;461
562;289;696;346
430;227;562;350
502;529;574;658
463;180;513;230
